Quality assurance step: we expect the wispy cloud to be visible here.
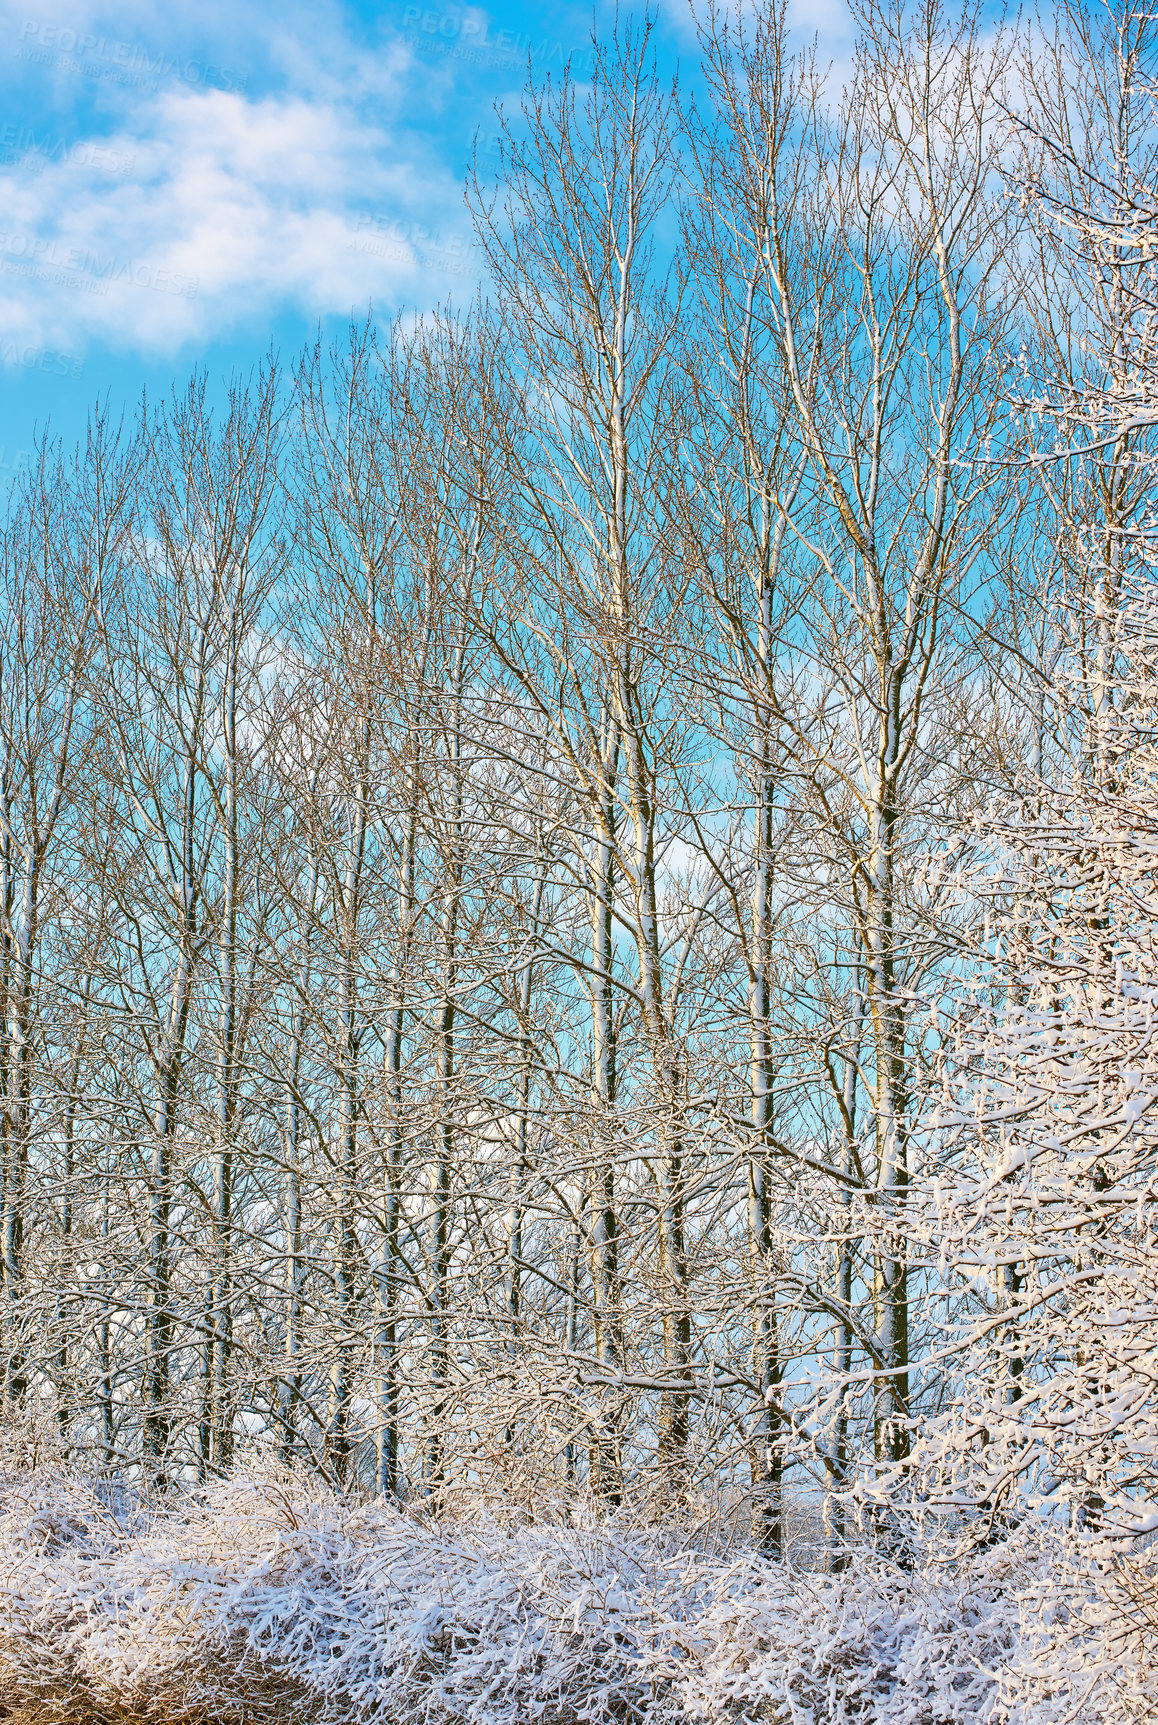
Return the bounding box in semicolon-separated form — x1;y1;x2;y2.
0;1;479;359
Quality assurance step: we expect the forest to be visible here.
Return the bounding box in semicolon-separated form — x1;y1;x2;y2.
1;0;1157;1717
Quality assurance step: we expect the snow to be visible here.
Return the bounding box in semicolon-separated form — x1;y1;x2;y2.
0;1465;1150;1725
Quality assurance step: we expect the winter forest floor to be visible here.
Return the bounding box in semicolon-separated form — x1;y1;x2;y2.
0;1464;1151;1725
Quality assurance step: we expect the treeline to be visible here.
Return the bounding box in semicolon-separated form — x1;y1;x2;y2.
2;0;1157;1559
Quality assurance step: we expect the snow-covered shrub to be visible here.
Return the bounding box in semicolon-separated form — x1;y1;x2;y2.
0;1462;1125;1725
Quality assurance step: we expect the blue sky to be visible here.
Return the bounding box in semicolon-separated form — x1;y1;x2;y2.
0;0;849;468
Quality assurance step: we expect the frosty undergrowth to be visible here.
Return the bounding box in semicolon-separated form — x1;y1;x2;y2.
0;1467;1145;1725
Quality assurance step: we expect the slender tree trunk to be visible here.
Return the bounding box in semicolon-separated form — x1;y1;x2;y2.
588;727;623;1506
0;804;13;1407
328;661;373;1482
622;700;692;1500
144;1026;188;1473
503;862;544;1454
144;746;202;1472
428;609;467;1500
827;982;860;1570
97;1166;114;1465
865;781;910;1474
3;861;39;1405
376;801;418;1498
748;751;782;1554
280;836;319;1463
55;1006;87;1445
211;637;240;1473
564;1217;580;1494
427;911;456;1496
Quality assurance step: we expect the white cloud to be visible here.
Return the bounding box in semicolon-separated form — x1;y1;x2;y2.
0;19;478;357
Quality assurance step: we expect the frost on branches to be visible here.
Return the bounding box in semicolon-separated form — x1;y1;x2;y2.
866;587;1158;1716
921;639;1158;1543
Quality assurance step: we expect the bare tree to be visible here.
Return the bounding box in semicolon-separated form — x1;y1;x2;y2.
0;419;130;1407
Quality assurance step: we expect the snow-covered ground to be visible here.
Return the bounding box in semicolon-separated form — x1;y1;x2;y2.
0;1466;1149;1724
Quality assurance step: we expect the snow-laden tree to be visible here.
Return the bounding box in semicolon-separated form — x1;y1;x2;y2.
919;644;1158;1537
908;0;1158;1548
